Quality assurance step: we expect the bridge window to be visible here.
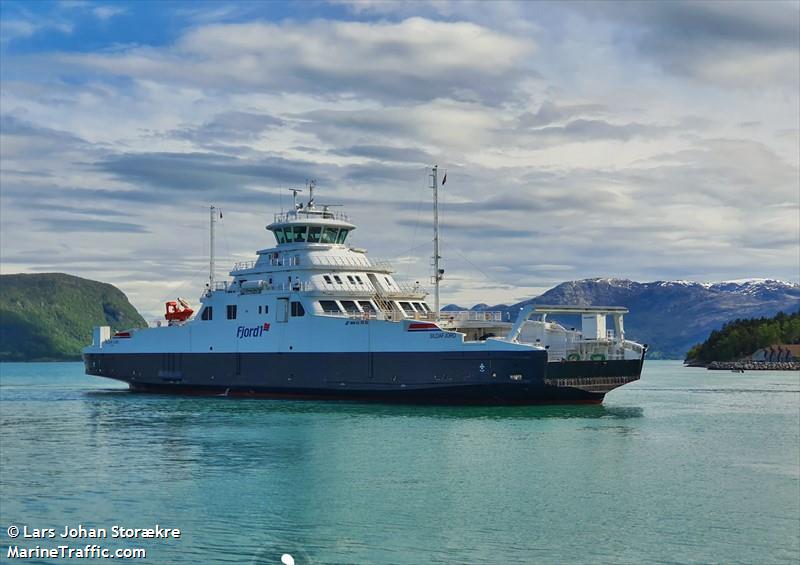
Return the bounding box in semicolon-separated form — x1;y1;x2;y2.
336;229;349;244
274;228;287;244
399;302;415;315
341;300;360;314
201;306;213;321
290;301;305;317
292;226;307;243
226;305;237;320
322;227;339;244
417;302;431;312
319;300;342;314
307;226;321;243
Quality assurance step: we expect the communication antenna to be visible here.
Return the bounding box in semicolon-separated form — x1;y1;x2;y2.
430;165;444;318
209;205;216;288
288;188;304;211
307;179;316;208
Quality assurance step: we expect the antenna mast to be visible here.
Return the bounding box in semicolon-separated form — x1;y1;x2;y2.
430;165;442;318
289;188;303;211
209;205;216;288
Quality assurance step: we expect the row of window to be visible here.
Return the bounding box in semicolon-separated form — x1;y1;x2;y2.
273;226;349;245
319;300;377;315
399;301;432;314
321;274;395;288
319;300;430;316
200;299;430;321
323;274;364;286
200;302;297;321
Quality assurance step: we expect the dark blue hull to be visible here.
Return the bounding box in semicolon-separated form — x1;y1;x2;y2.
84;350;643;405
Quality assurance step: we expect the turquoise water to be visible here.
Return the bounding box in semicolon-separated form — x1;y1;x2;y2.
1;361;798;564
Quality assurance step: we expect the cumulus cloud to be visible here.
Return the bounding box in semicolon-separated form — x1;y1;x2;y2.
56;18;535;103
0;3;797;312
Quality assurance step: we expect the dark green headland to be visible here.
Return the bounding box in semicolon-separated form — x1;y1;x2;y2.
0;273;147;361
685;310;800;365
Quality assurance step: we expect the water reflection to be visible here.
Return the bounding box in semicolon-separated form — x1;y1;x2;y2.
84;389;643;422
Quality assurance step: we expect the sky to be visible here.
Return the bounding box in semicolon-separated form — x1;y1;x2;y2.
1;0;798;319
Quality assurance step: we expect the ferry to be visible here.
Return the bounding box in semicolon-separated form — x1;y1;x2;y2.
84;169;645;404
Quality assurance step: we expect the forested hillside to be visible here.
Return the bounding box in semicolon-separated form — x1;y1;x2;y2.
0;273;147;361
685;311;800;363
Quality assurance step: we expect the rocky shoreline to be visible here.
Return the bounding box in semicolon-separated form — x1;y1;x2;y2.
705;361;800;371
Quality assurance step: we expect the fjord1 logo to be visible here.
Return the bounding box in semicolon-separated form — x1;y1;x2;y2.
237;323;270;338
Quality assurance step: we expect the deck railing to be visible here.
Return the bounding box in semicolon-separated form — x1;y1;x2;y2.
438;311;505;322
231;256;394;273
272;209;351;223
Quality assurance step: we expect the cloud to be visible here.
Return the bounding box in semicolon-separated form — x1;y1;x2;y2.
1;2;797;312
0;114;90;157
521;118;668;145
573;1;800;87
0;16;73;43
518;100;606;128
36;218;149;233
170;111;285;144
96;151;333;193
55;17;535;103
328;145;436;164
92;5;126;20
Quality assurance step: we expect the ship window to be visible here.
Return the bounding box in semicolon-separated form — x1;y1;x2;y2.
336;229;349;244
384;277;392;287
258;306;262;314
264;305;269;314
274;228;287;244
201;306;213;321
307;226;321;243
358;301;376;314
355;276;364;284
292;226;307;243
347;275;355;284
227;305;237;320
418;302;432;312
322;227;339;244
323;275;332;284
319;300;342;314
290;301;305;317
341;300;360;314
333;275;343;284
399;302;415;314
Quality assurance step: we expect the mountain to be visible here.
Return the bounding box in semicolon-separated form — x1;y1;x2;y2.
445;278;800;359
0;273;147;361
